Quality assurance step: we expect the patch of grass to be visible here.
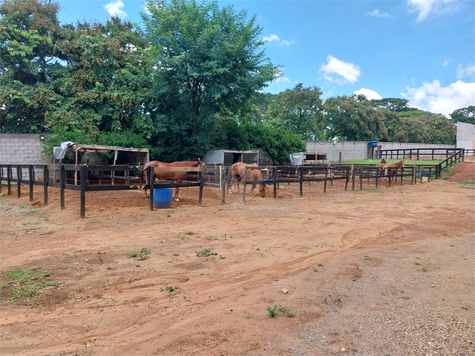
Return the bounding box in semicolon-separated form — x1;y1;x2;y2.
244;312;253;319
458;180;475;188
173;253;179;256
249;341;260;349
361;188;384;193
267;304;278;317
9;281;60;299
177;234;188;241
161;285;178;292
127;248;150;260
266;304;296;318
421;267;428;272
21;222;41;226
2;266;50;283
1;266;60;300
196;249;217;257
219;255;226;260
323;295;342;305
1;281;13;290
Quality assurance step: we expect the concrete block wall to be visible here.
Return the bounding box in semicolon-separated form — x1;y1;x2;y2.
306;141;456;162
0;133;48;179
456;122;475;150
306;141;368;162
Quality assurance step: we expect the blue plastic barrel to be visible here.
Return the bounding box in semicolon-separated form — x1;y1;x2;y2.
153;188;173;208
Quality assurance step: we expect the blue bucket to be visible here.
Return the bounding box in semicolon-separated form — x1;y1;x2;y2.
153;188;173;208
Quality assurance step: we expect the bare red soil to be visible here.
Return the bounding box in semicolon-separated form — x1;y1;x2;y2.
1;160;474;356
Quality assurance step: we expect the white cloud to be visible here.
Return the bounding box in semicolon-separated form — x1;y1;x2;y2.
262;34;295;46
278;40;296;46
320;55;361;84
274;76;291;83
406;0;457;22
262;34;280;42
367;9;390;18
456;64;475;80
442;59;450;66
403;80;475;117
354;88;382;100
105;1;127;18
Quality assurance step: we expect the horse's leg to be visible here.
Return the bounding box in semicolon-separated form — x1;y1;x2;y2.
174;187;179;201
144;175;149;198
250;184;255;194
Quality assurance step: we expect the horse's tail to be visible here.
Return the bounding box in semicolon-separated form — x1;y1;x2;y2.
139;162;152;181
226;164;234;190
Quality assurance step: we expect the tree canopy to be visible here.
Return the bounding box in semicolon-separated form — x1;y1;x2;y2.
139;0;279;158
263;83;327;140
0;0;461;161
450;106;475;125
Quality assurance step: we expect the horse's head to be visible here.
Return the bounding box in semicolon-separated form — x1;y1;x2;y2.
259;183;266;198
381;159;386;164
197;157;208;172
137;165;145;180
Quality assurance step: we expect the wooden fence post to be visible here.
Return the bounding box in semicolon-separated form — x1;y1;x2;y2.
28;165;33;201
198;164;204;204
43;165;49;206
60;165;65;210
242;168;247;203
221;167;226;204
16;165;21;198
148;166;154;211
80;165;87;218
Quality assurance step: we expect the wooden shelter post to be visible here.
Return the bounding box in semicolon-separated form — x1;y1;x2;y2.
60;165;65;209
16;165;21;198
80;165;87;218
28;165;33;201
43;165;49;206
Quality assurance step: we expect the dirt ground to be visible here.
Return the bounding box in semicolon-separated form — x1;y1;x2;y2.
1;160;474;356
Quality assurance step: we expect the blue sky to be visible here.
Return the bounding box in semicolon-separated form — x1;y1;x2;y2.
56;0;475;117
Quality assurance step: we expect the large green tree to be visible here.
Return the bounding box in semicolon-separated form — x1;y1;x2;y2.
450;106;475;125
369;98;409;112
140;0;279;158
0;0;61;133
264;83;327;140
323;95;388;141
45;17;153;139
209;118;306;164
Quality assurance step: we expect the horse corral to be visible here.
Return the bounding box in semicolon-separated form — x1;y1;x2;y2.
1;160;474;355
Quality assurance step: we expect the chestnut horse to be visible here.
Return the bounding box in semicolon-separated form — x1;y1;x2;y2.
140;158;204;200
227;162;266;197
377;158;387;176
387;160;404;176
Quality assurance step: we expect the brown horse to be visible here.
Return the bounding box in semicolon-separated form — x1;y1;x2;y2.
140;158;204;200
377;158;387;176
246;168;267;197
387;160;404;176
227;162;266;197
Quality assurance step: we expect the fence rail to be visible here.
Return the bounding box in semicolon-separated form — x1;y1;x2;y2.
1;149;467;216
0;164;205;218
381;147;465;160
